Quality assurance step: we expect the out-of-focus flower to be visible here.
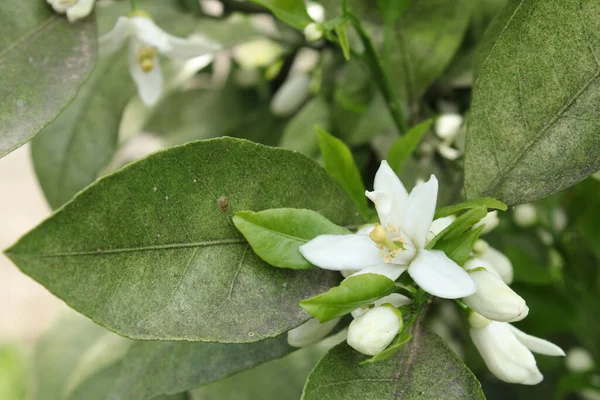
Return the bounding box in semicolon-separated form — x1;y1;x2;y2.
304;23;323;42
513;204;538;228
47;0;95;22
566;347;595;373
287;317;340;347
270;73;312;116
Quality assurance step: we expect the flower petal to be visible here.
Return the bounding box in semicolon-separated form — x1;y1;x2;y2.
481;246;514;284
427;216;455;243
408;250;477;298
402;175;438;250
365;190;399;227
128;41;163;106
470;322;543;385
299;234;381;271
465;257;503;281
373;161;408;209
507;325;565;356
348;263;407;282
99;17;134;56
66;0;95;22
163;33;221;59
130;17;171;52
287;317;340;348
48;0;70;13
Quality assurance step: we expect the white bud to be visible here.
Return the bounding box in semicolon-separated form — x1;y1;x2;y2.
479;246;514;285
351;293;411;318
437;143;461;160
435;113;463;141
304;22;323;42
347;306;402;356
537;228;554;246
463;268;528;322
552;208;568;232
468;311;492;329
566;347;595;372
307;2;325;22
287;317;340;347
232;38;283;69
474;211;500;235
513;204;538;227
427;216;455;242
270;73;312;117
472;239;489;255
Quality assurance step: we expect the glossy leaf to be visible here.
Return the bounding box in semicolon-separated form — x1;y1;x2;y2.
434;226;484;266
300;274;396;322
31;54;133;209
6;138;361;342
233;208;350;270
250;0;312;29
434;197;507;219
387;119;432;174
465;0;600;204
302;327;485;399
0;0;96;157
427;207;487;249
317;127;371;218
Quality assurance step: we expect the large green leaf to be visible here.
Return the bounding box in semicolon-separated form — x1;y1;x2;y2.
0;1;96;158
465;0;600;204
233;208;350;270
31;54;133;210
6;138;360;342
302;326;485;399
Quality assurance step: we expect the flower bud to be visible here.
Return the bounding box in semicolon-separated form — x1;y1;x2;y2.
463;267;528;322
474;211;499;234
351;293;411;318
513;204;537;227
435;114;463;141
347;306;402;356
304;23;323;42
307;2;325;22
566;347;595;373
270;73;312;117
287;317;340;348
552;208;568;232
479;246;513;284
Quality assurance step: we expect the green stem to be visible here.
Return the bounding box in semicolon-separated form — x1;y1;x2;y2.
346;13;408;134
130;0;138;10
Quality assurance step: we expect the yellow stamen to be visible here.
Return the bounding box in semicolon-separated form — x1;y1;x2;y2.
369;225;404;251
136;47;157;73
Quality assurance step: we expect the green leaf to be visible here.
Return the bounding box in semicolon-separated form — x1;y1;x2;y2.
317;127;371;219
377;0;412;23
0;344;28;400
233;208;350;270
434;197;507;219
387;119;433;174
6;138;361;342
389;0;473;104
302;326;485;399
110;336;295;399
250;0;312;30
427;207;487;249
465;0;600;205
300;274;396;322
0;0;96;158
279;97;330;157
335;24;351;61
31;54;134;210
434;226;484;266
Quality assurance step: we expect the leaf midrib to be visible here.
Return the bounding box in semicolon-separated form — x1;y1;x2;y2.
0;15;60;60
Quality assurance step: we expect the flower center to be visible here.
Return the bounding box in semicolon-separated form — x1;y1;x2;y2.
369;224;405;263
136;47;157;73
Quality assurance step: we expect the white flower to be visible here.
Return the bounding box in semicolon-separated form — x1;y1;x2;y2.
470;244;514;284
307;2;325;22
232;38;283;70
270;73;312;117
300;161;477;299
463;263;528;322
553;208;568;232
287;317;340;348
469;314;565;385
351;293;411;318
566;347;595;373
513;204;538;227
474;211;499;235
47;0;95;22
435;114;463;141
304;23;323;42
99;14;221;106
347;306;402;355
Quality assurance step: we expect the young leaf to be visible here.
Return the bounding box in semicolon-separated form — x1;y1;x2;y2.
335;24;351;61
250;0;312;30
465;0;600;204
316;127;371;219
434;197;507;219
427;207;487;249
434;226;484;266
300;274;396;322
302;327;485;399
233;208;350;270
6;138;362;343
387;119;433;174
0;0;96;158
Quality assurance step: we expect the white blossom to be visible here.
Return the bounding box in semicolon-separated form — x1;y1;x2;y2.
566;347;595;373
300;161;477;299
287;317;340;348
270;73;312;117
99;14;220;106
513;204;538;227
47;0;95;22
304;23;323;42
347;306;402;356
463;263;528;322
435;114;463;141
470;244;514;285
469;314;565;385
474;211;499;235
351;293;411;318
